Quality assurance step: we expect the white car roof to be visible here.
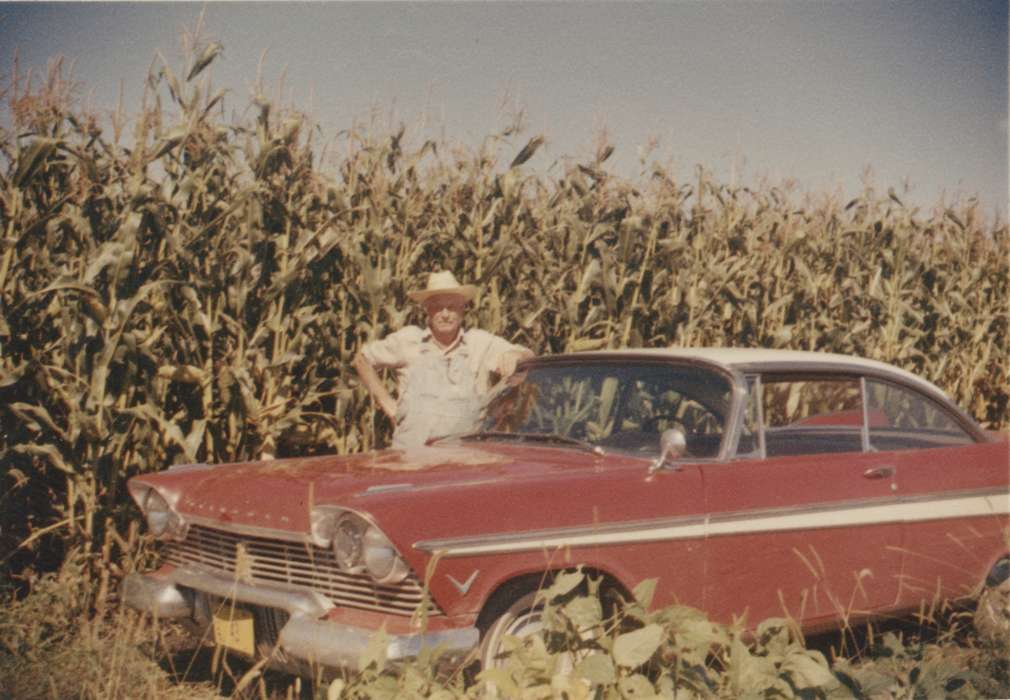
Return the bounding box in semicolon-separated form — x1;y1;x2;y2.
573;347;945;399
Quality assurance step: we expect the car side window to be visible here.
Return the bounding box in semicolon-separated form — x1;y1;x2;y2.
761;377;864;456
599;370;728;457
865;380;974;449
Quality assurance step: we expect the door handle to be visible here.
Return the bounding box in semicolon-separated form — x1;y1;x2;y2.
863;466;895;480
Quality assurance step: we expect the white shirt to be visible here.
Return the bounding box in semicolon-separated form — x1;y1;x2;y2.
360;326;529;447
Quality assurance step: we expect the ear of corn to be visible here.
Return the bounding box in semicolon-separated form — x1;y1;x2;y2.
0;44;1006;582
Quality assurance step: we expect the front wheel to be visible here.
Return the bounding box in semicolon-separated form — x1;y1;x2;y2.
478;586;604;683
479;591;545;671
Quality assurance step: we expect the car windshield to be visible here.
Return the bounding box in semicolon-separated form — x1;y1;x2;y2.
468;361;734;458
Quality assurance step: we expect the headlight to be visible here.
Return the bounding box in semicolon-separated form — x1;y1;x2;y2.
363;527;409;584
144;489;174;537
135;487;186;540
332;515;367;572
328;511;409;584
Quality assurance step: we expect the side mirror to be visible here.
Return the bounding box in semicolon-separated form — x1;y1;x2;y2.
648;427;687;476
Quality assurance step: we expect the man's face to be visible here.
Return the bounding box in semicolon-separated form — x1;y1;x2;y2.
424;294;467;338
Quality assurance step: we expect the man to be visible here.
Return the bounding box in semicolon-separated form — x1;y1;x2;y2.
353;271;534;449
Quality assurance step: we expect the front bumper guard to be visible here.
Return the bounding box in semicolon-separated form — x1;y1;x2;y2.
122;568;479;670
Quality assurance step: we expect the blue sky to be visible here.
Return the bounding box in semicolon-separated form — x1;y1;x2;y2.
2;1;1006;220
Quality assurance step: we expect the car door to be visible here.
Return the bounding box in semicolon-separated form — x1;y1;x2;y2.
864;378;1009;604
701;373;904;627
584;363;724;612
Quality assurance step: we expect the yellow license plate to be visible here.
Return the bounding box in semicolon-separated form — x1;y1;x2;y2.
212;606;255;657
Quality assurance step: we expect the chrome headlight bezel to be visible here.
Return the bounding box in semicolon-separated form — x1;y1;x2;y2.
128;483;187;541
314;507;410;584
362;526;410;584
332;514;368;573
144;489;174;537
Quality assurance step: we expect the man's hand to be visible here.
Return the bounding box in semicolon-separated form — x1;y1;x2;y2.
378;396;398;422
496;348;534;378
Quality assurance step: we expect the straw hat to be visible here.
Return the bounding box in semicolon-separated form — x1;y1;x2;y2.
408;271;478;304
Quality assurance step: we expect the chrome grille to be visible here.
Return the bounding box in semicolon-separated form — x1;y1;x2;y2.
163;524;440;617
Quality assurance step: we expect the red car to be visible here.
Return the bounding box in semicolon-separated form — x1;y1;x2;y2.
123;349;1009;673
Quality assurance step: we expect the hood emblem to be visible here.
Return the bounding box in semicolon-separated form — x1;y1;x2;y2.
447;570;479;595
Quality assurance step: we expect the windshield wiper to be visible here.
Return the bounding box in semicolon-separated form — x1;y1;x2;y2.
460;430;605;456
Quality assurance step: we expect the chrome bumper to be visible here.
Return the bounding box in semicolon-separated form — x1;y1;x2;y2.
122;568;479;670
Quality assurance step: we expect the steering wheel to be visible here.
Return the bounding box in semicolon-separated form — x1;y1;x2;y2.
643;414;687;433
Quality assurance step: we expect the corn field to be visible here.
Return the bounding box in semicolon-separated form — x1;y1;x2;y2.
1;43;1007;591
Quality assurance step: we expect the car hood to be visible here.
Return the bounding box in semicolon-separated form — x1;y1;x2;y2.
130;441;644;535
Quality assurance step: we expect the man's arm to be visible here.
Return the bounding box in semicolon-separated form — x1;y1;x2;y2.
467;328;535;380
353;351;398;421
495;347;534;378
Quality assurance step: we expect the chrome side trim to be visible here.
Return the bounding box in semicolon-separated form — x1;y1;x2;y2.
415;487;1010;557
364;483;415;494
415;513;711;556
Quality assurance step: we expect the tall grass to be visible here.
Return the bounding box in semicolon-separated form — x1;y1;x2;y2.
3;559;1006;699
0;34;1006;638
0;548;227;700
